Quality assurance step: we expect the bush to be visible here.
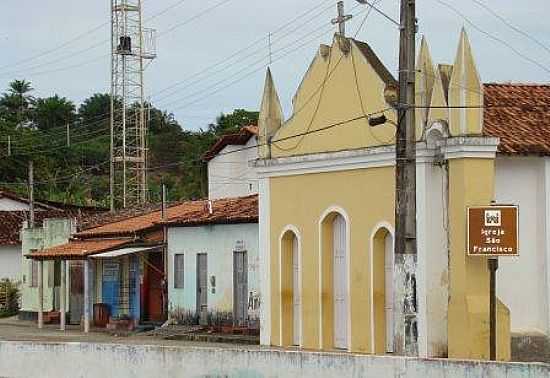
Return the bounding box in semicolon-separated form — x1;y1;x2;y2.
0;279;20;317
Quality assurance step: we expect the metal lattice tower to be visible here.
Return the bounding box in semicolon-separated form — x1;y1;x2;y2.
110;0;156;210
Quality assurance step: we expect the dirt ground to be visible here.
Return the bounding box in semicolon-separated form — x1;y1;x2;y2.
0;316;262;349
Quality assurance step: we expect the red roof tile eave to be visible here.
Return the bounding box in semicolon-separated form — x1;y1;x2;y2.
162;217;259;228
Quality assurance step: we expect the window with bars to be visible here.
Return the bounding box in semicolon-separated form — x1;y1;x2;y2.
174;254;185;289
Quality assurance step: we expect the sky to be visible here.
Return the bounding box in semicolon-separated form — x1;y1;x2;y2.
0;0;549;131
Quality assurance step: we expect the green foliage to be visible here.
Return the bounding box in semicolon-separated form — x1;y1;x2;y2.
32;95;76;131
0;79;259;206
0;279;20;317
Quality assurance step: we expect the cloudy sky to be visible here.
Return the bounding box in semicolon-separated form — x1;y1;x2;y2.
1;0;549;130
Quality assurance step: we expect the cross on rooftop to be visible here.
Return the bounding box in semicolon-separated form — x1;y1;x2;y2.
331;1;353;37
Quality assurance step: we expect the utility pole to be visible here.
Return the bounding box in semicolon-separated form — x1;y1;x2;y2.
28;160;35;228
356;0;418;356
7;136;11;157
394;0;418;356
66;123;70;147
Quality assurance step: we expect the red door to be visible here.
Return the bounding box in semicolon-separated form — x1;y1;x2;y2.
142;253;164;322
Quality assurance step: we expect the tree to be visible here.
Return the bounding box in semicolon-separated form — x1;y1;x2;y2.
208;109;259;136
78;93;111;131
0;79;35;127
32;95;76;131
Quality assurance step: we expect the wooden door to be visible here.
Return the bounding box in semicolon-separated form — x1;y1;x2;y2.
333;215;348;349
233;251;248;326
69;261;83;324
144;253;164;322
292;235;301;346
196;253;208;324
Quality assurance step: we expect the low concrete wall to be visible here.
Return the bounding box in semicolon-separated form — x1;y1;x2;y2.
0;341;549;378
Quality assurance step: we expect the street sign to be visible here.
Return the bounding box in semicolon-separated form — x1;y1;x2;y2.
467;206;519;257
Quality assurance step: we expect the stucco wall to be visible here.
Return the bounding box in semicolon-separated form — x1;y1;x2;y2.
0;341;547;378
20;218;75;313
495;156;550;335
0;245;21;281
167;223;260;319
208;137;258;200
268;167;395;353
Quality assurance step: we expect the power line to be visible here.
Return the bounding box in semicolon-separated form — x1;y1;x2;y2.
434;0;550;75
273;0;381;152
0;0;340;142
469;0;550;57
0;0;187;75
151;0;338;102
157;0;232;37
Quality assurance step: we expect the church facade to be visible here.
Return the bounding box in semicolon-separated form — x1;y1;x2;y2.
255;31;513;360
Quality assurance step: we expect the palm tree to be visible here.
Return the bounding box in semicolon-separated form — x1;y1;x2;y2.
1;79;34;127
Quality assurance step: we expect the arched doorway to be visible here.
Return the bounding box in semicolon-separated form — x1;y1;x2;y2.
319;209;350;350
372;226;394;354
280;227;301;346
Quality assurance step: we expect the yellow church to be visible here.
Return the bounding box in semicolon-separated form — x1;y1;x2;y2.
254;30;511;360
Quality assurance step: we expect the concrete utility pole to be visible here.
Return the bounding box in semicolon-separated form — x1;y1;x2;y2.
394;0;418;356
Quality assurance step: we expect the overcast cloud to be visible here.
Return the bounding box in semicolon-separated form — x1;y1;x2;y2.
1;0;549;130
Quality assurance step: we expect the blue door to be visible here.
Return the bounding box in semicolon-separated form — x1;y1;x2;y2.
102;261;120;318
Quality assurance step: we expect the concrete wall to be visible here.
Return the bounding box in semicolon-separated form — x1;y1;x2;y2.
0;341;548;378
0;244;21;281
495;156;550;336
167;223;260;320
208;137;258;200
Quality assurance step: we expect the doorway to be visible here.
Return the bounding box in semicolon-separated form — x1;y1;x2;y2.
233;251;248;326
196;253;208;324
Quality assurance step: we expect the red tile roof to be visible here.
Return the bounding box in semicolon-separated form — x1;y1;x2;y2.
484;83;550;155
161;194;258;227
28;238;134;260
76;200;206;238
203;126;258;162
77;195;258;238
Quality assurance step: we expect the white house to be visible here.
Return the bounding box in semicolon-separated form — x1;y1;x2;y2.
485;84;550;357
165;195;259;328
204;126;259;200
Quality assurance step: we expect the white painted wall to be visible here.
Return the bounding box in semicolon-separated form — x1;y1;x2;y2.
495;156;549;335
416;154;449;358
0;341;548;378
0;245;21;281
0;198;30;211
208;137;258;200
167;223;260;321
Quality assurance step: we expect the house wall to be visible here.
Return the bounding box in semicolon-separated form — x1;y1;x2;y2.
495;156;550;336
167;223;260;321
0;245;21;281
208;137;258;200
20;218;75;313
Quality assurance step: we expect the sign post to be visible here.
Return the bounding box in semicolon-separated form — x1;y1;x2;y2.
467;205;518;361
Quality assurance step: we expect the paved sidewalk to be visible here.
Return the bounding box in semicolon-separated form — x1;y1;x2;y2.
0;316;261;349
